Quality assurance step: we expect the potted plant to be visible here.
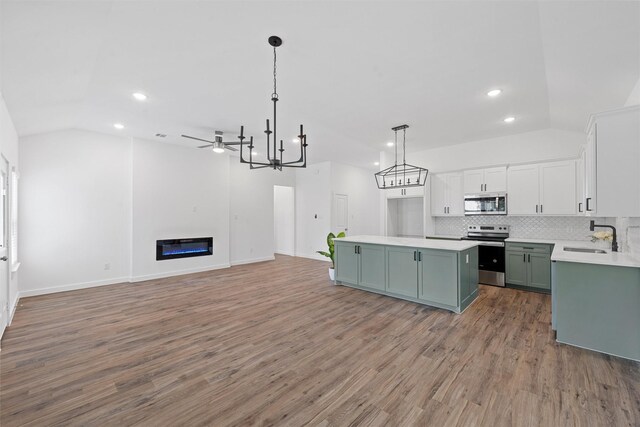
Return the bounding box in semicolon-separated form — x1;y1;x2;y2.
317;231;346;281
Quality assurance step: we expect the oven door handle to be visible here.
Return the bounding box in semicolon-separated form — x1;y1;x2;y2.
469;241;505;247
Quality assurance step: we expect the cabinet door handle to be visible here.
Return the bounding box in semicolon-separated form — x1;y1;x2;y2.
536;205;538;213
586;198;592;211
444;207;446;214
414;251;417;261
355;245;358;254
418;252;422;261
523;253;526;262
578;202;583;212
528;254;531;263
540;205;543;213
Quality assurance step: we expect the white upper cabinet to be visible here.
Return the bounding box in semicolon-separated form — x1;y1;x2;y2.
584;126;597;215
588;106;640;217
507;160;576;216
539;161;576;215
576;148;586;215
507;164;539;215
463;166;506;194
385;185;425;199
431;172;464;216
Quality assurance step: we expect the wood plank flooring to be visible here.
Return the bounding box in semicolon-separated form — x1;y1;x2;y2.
1;255;638;426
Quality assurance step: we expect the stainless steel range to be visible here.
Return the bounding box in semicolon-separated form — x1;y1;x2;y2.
461;225;509;287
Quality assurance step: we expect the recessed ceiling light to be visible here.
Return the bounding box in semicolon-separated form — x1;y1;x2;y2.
503;116;516;123
292;137;300;143
386;141;394;147
374;162;380;166
113;123;124;130
487;89;502;97
132;92;147;101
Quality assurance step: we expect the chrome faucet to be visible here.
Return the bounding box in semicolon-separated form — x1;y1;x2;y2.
590;220;618;252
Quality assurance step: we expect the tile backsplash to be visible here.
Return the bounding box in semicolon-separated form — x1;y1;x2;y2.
435;216;605;241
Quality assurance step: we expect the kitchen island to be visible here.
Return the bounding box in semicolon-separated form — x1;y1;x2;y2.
551;242;640;362
333;235;479;313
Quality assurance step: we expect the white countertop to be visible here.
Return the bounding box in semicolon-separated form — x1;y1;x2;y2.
425;234;462;240
506;237;640;268
335;235;477;251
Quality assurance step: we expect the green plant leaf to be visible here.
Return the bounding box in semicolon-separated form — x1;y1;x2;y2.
336;231;346;238
316;251;331;258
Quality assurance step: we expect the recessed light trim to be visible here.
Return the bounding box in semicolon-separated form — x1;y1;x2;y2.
113;123;124;130
386;141;394;147
132;92;147;101
374;161;380;166
503;116;515;123
292;137;300;143
487;89;502;97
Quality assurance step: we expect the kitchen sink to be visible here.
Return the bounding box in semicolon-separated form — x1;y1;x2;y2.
563;247;607;254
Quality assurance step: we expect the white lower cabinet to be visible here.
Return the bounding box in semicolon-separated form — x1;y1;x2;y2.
507;160;576;216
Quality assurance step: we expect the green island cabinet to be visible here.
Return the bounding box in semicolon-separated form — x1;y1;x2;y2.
334;240;479;313
553;261;640;362
505;242;552;291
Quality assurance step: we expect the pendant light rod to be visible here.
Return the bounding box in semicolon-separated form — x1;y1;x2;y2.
229;36;308;171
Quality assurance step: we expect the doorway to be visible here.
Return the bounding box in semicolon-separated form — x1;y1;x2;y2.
332;193;348;235
273;186;295;256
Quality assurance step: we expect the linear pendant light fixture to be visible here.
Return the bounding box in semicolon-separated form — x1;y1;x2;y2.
232;36;308;170
374;125;428;189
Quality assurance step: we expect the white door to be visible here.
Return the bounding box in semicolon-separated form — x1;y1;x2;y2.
333;193;348;234
484;166;507;193
539;161;577;215
0;161;8;335
508;164;540;215
463;169;485;194
430;174;447;216
273;186;295;256
447;173;465;215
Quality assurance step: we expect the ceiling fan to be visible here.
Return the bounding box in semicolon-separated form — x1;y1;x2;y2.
182;131;239;153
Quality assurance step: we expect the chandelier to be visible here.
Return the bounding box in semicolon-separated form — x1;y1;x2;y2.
234;36;308;170
374;125;428;189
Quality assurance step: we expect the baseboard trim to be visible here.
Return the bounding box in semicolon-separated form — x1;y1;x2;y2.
129;263;231;283
274;250;295;257
19;276;131;298
8;294;19;325
231;256;275;266
296;253;331;262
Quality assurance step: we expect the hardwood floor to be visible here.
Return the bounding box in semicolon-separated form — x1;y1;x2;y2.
1;255;638;426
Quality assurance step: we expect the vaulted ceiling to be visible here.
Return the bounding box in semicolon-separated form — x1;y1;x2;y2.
1;1;639;169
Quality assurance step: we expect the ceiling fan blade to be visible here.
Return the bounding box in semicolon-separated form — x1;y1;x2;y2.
197;144;213;148
224;145;238;152
182;134;214;144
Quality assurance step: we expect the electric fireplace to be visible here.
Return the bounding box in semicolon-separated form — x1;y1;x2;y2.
156;237;213;260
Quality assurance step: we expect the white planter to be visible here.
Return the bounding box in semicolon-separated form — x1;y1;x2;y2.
328;267;335;281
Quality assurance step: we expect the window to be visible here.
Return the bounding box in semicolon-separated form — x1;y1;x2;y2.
10;169;18;271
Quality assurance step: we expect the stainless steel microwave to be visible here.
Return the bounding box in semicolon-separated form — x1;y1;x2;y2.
464;193;507;215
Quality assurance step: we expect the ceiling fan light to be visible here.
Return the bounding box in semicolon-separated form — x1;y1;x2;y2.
212;142;225;153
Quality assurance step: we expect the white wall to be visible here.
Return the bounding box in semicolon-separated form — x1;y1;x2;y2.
382;128;585;174
295;162;331;260
20;129;132;295
131;139;230;280
273;185;295;256
625;76;640;107
0;92;19;330
229;161;295;265
330;162;380;237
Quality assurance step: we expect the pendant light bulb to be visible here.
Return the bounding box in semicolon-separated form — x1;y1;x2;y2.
212;143;225;154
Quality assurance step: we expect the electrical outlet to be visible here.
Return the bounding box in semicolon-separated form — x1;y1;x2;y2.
104;263;111;270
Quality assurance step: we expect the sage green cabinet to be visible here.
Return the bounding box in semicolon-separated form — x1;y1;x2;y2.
335;242;386;290
386;246;419;298
335;242;359;285
505;242;552;291
334;240;479;313
359;244;386;291
418;249;457;306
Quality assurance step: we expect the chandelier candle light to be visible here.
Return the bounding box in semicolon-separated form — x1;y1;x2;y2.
374;125;429;189
235;36;308;170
